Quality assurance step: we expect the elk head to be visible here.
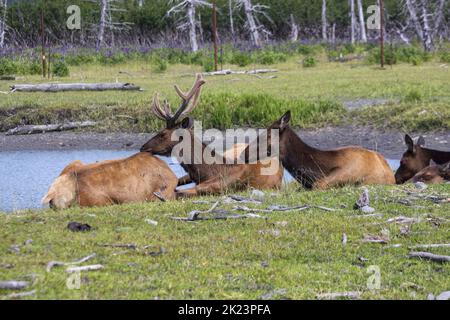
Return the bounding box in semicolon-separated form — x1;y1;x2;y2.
395;134;428;184
412;161;450;184
140;74;205;156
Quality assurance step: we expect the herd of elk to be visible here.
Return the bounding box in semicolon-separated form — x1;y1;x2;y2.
140;74;284;197
395;134;450;184
43;75;449;209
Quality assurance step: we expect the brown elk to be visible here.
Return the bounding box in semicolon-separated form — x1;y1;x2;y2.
411;161;450;184
42;153;178;209
140;75;283;197
264;111;395;189
395;134;450;184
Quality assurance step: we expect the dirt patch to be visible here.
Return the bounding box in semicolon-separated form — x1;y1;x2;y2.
0;126;449;159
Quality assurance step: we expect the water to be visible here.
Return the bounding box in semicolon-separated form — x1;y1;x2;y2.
0;150;400;212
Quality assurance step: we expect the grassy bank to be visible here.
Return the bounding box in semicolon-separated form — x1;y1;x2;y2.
1;184;449;300
1;58;449;132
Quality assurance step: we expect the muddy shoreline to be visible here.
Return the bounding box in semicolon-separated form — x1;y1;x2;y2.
1;126;449;159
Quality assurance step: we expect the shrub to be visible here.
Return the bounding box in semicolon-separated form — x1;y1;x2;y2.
52;60;70;77
152;57;168;73
202;58;215;72
440;51;450;63
403;89;422;103
302;56;316;68
0;58;18;75
254;51;287;65
231;51;252;67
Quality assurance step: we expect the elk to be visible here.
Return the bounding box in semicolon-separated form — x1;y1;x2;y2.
264;111;395;189
412;161;450;184
395;134;450;184
140;75;283;197
42;153;178;209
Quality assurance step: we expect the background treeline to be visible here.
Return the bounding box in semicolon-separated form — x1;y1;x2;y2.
1;0;449;49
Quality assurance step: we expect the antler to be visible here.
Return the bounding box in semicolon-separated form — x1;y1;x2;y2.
150;74;206;127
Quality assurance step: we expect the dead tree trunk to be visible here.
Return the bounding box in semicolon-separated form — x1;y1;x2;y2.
97;0;108;51
241;0;261;47
349;0;356;44
0;0;7;48
138;0;144;7
187;1;198;52
290;14;299;42
420;0;433;51
11;83;142;92
229;0;235;39
322;0;327;41
357;0;367;42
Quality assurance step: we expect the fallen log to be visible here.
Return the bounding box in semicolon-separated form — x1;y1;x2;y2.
202;69;278;76
6;121;96;135
10;82;142;92
0;76;16;81
0;281;29;290
47;253;97;272
317;291;361;300
409;251;450;263
66;264;104;273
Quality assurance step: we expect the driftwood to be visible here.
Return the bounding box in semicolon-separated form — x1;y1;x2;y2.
202;69;278;76
10;82;142;92
6;121;96;135
0;281;29;290
66;264;104;273
409;251;450;263
409;244;450;249
47;253;96;272
317;291;361;300
0;76;15;80
2;290;36;299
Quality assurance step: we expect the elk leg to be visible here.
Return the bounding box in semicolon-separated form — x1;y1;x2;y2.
176;174;238;198
177;174;193;186
313;168;353;190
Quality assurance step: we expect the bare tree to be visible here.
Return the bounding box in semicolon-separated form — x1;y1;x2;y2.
0;0;7;48
236;0;272;47
95;0;132;51
357;0;367;42
168;0;212;52
97;0;108;50
229;0;235;39
289;14;299;42
403;0;447;52
349;0;356;44
322;0;327;41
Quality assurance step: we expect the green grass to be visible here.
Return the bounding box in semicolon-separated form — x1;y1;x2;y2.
1;58;449;132
1;184;449;300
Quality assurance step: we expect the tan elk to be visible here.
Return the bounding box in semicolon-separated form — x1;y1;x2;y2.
263;111;395;189
42;153;178;209
140;75;284;197
395;134;450;184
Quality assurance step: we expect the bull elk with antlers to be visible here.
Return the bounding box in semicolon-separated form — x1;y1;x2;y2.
42;153;178;209
140;75;284;197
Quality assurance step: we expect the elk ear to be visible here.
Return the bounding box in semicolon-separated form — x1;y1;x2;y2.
417;136;425;147
405;134;414;152
181;117;194;129
440;162;450;173
278;111;291;130
429;159;437;166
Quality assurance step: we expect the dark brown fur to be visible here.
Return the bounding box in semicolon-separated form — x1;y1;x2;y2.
395;134;450;184
412;161;450;184
141;118;283;197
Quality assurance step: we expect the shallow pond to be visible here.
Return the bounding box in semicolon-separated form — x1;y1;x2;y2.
0;150;400;212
